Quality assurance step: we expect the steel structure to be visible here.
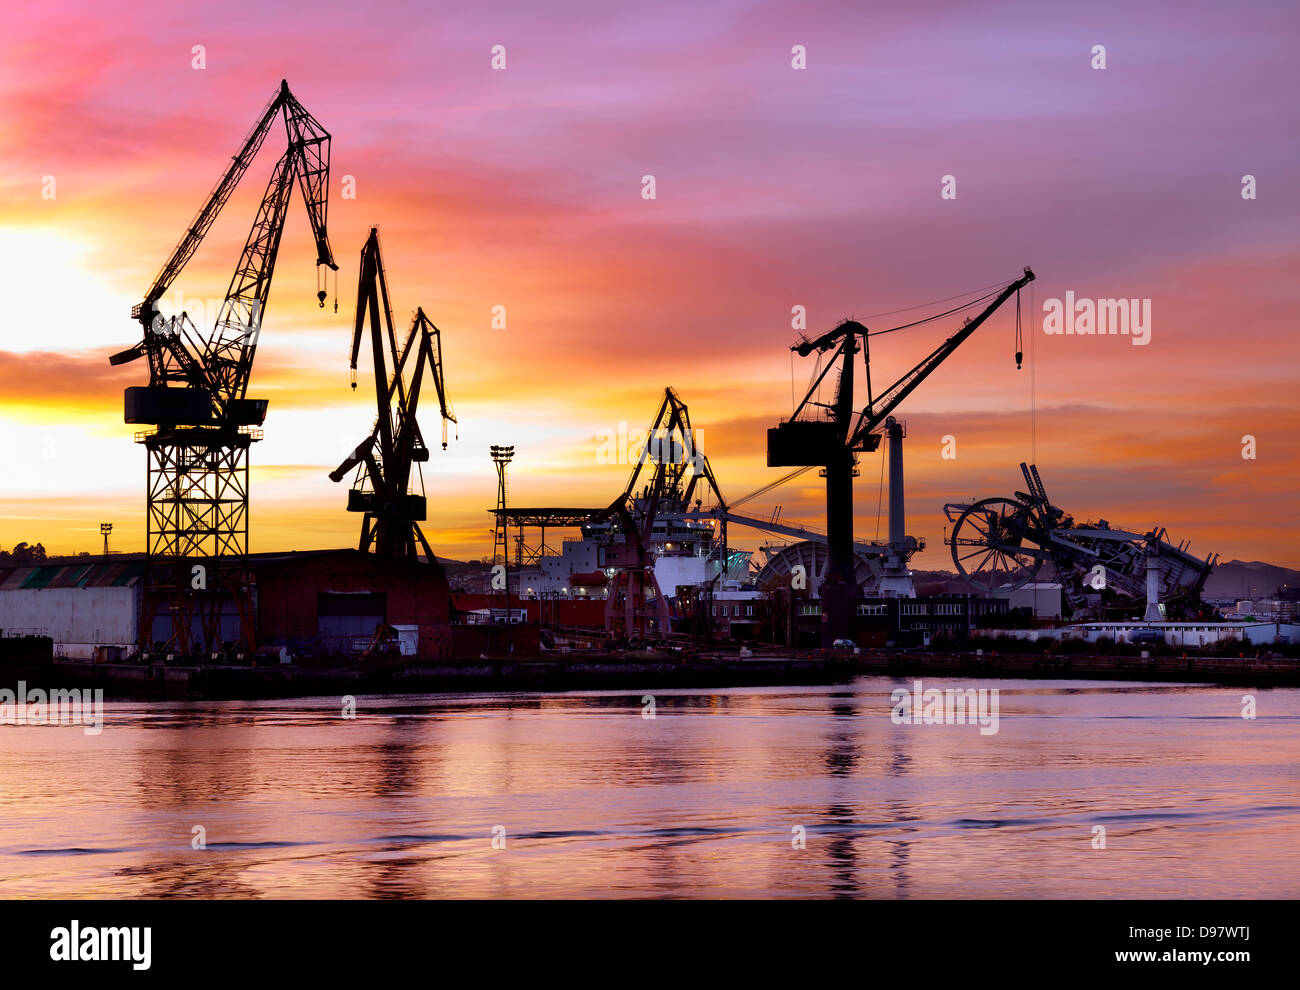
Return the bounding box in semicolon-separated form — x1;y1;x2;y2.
490;446;516;654
329;228;456;560
768;268;1035;645
490;446;516;571
108;80;337;654
596;388;727;641
486;390;728;641
486;509;604;566
697;415;926;597
945;462;1217;618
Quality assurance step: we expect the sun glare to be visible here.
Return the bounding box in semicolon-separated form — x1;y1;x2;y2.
0;226;133;354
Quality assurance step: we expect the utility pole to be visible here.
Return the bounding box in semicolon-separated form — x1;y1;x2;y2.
491;445;515;655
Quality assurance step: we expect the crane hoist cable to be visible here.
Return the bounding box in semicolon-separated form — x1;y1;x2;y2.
788;279;1018;426
728;465;813;509
866;286;1003;337
1030;278;1037;463
858;277;1012;323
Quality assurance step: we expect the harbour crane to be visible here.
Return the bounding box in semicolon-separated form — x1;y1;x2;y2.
596;387;726;641
107;80;338;654
768;268;1035;645
329;227;456;561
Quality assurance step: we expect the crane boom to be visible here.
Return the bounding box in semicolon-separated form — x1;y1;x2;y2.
847;267;1034;449
133;87;284;330
203;87;337;413
111;79;338;421
602;387;726;525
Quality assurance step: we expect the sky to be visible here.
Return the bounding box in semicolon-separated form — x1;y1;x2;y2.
1;0;1297;569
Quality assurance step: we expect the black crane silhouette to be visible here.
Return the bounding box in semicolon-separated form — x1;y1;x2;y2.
107;79;338;654
768;268;1035;646
330;228;456;561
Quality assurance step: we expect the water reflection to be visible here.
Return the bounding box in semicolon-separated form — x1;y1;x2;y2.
0;679;1295;898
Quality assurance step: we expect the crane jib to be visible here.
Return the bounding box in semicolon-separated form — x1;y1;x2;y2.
111;80;336;429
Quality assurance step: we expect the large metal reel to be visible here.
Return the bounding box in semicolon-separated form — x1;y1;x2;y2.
950;497;1044;594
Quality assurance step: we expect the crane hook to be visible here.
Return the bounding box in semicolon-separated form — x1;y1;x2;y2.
1014;288;1024;370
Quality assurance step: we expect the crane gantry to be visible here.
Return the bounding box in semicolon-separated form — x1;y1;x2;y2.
329;227;456;561
108;80;338;654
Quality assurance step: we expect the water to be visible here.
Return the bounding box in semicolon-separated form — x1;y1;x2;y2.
1;678;1296;898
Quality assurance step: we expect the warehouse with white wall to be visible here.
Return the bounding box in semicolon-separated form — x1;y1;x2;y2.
0;558;141;658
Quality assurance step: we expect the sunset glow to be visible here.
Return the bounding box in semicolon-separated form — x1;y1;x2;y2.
2;0;1296;568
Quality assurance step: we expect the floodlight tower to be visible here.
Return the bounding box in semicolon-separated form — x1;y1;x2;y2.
100;522;113;556
490;445;515;653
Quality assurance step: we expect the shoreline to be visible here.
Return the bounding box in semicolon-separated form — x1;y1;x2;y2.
2;648;1298;701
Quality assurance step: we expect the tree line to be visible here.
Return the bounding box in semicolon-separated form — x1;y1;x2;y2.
0;542;48;564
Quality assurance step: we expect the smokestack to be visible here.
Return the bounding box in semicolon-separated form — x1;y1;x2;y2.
1143;543;1164;622
877;416;915;598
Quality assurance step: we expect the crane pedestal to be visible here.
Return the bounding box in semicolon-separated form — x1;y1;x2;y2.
601;542;670;643
138;426;258;654
821;454;863;646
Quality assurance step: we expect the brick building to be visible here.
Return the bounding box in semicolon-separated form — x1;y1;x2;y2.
0;549;453;661
255;550;451;660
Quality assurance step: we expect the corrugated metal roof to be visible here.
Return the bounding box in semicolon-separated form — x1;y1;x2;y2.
0;559;145;589
0;549;409;591
45;564;94;589
0;569;30;591
21;566;62;589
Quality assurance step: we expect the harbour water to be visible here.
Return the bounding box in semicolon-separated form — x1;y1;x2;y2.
1;677;1296;898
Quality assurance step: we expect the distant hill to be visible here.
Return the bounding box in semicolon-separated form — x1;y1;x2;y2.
1202;560;1300;599
438;558;494;593
913;569;980;595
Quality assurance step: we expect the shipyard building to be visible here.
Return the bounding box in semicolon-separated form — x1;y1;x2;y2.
0;550;451;661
